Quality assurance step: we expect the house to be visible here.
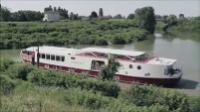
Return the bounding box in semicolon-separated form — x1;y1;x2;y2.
43;10;60;21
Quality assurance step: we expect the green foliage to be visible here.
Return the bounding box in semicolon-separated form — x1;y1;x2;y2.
90;11;98;18
189;96;200;112
135;7;156;33
0;61;199;111
0;75;16;95
0;20;148;49
6;63;35;80
0;59;14;72
28;69;120;97
120;84;191;112
127;13;135;19
11;10;44;21
99;57;120;80
0;5;11;21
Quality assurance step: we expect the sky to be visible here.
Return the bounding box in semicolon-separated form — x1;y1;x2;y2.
1;0;200;17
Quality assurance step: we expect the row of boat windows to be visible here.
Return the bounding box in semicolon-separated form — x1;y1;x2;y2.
39;53;65;62
129;64;142;70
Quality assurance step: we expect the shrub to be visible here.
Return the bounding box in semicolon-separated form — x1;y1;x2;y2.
95;38;108;45
120;84;191;112
0;59;14;72
63;88;111;109
0;75;16;95
6;63;35;80
111;35;126;44
28;69;120;97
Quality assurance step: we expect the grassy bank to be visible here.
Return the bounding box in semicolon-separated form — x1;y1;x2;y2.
156;17;200;41
1;59;200;112
0;19;148;49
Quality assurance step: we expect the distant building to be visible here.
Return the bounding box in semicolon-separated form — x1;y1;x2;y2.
43;10;60;21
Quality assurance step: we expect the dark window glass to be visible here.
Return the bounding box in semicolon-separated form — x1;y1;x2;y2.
46;54;50;60
71;57;75;60
129;64;133;69
61;56;65;62
56;56;61;61
41;54;45;59
137;65;141;70
51;55;55;60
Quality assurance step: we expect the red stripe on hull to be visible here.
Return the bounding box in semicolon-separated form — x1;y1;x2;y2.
23;60;181;86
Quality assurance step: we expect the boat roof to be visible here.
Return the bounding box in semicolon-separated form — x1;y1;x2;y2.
25;46;145;57
25;46;78;56
79;47;145;57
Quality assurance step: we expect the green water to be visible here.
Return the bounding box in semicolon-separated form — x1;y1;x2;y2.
0;33;200;95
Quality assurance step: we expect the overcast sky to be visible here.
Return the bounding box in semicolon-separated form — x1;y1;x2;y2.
1;0;200;17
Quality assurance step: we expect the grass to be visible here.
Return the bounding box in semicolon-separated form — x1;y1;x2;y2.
1;60;200;112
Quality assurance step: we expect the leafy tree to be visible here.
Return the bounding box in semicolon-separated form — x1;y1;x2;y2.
135;7;156;33
0;4;11;21
11;10;43;21
90;11;98;18
69;12;79;20
99;57;120;80
57;6;69;19
127;13;135;19
113;14;123;19
163;15;178;32
99;8;103;17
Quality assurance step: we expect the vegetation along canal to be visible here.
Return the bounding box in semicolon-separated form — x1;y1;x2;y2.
1;33;199;95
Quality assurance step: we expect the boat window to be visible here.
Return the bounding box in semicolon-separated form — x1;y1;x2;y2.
137;65;141;70
61;56;65;62
46;54;50;60
129;64;133;69
41;54;45;59
91;60;105;70
56;56;61;61
51;55;55;60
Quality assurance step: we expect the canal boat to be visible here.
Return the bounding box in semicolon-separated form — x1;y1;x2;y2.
20;46;182;86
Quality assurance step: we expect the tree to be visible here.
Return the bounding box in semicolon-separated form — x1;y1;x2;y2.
57;6;69;19
127;13;135;19
179;14;185;19
99;8;103;17
0;4;11;21
90;11;98;18
135;7;156;33
113;14;123;19
163;15;178;32
69;12;79;20
99;57;120;80
11;10;43;21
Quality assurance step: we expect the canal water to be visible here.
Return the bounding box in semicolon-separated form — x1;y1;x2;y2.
0;33;200;95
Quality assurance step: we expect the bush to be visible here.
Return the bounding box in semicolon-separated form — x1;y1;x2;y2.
120;84;191;112
111;35;127;44
28;69;120;97
0;20;149;49
6;63;35;80
0;75;16;95
64;88;111;109
95;38;108;45
0;59;14;72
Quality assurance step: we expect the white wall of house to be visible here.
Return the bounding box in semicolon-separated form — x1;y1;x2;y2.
43;11;60;21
